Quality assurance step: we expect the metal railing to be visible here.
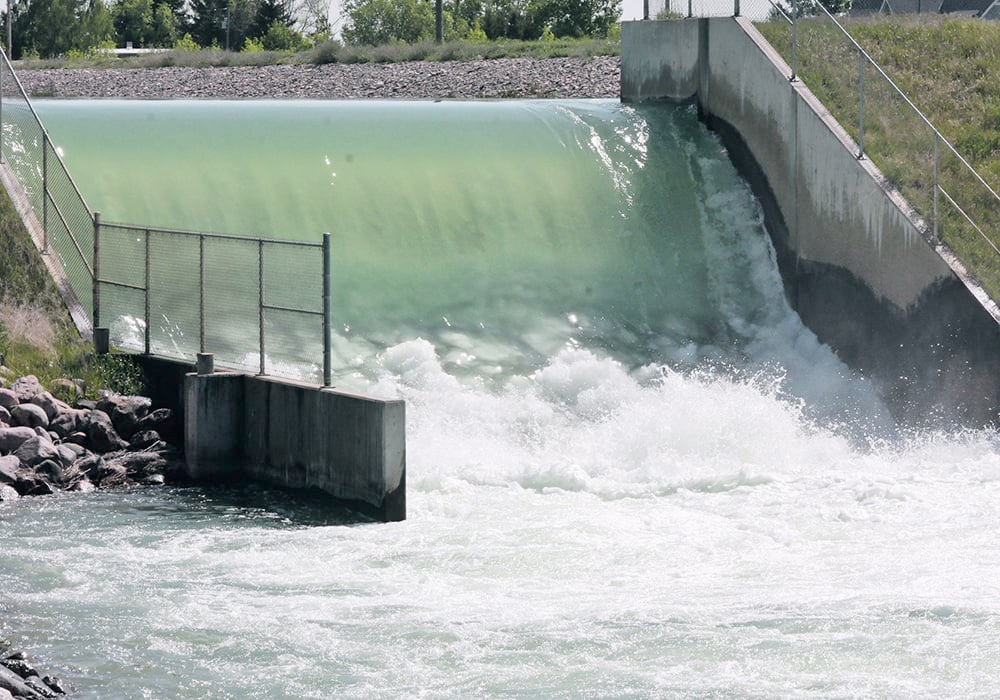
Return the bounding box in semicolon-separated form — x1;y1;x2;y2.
0;50;335;386
658;0;1000;299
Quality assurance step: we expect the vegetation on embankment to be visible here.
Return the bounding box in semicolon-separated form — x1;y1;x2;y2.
0;187;143;398
13;36;620;71
757;15;1000;301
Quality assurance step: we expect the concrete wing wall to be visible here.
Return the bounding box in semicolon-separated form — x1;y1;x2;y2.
620;20;701;101
185;372;406;522
621;18;1000;426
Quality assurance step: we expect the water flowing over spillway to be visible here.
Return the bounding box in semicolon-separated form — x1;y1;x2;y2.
1;99;999;698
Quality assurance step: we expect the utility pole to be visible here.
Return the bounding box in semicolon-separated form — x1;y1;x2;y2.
435;0;443;43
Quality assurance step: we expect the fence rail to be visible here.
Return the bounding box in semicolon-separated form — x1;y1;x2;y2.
0;50;335;386
658;0;1000;300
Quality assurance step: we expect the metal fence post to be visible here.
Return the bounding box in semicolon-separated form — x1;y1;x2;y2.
199;234;206;354
259;238;265;376
323;232;331;387
857;49;865;159
933;133;940;243
42;134;48;252
643;0;649;19
734;0;740;16
1;54;4;164
144;229;151;356
92;212;101;331
687;0;692;17
791;0;798;81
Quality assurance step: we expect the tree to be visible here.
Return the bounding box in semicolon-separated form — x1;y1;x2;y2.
79;0;115;47
480;0;540;39
114;0;154;45
149;1;178;45
13;0;83;57
188;0;226;45
299;0;332;37
251;0;292;38
261;19;305;49
189;0;254;48
341;0;435;45
534;0;619;37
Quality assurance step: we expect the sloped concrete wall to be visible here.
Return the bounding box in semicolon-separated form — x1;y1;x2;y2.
621;18;1000;425
185;372;405;521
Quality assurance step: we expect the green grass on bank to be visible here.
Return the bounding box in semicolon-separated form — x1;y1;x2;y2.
757;15;1000;301
0;187;144;398
13;37;620;71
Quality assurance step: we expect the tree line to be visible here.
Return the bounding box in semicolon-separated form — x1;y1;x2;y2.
4;0;620;59
341;0;620;45
7;0;325;58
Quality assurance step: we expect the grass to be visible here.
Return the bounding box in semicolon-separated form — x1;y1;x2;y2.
756;15;1000;301
0;185;145;397
12;37;620;71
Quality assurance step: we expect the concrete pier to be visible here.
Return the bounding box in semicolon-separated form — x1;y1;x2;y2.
185;371;405;522
621;18;1000;426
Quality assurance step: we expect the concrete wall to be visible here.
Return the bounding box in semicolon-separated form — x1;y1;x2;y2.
185;371;405;522
621;18;1000;426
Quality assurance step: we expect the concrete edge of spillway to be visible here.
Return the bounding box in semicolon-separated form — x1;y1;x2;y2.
620;17;1000;427
180;356;406;523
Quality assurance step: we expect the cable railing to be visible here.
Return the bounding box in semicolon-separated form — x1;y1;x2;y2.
0;50;335;386
655;0;1000;301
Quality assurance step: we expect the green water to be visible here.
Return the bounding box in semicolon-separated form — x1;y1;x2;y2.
37;99;726;380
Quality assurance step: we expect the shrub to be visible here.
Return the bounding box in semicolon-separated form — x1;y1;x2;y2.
173;33;199;51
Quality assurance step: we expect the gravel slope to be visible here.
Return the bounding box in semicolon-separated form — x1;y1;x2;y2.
16;56;621;99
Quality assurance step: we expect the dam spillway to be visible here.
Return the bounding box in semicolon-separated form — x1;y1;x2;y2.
0;98;997;697
36;98;873;416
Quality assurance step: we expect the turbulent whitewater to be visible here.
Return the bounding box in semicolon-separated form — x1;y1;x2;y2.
0;99;998;698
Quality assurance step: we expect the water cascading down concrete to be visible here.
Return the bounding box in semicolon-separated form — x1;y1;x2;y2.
621;17;1000;426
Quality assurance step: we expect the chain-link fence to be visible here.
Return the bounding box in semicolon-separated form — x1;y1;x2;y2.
0;51;335;385
1;52;95;325
95;222;330;383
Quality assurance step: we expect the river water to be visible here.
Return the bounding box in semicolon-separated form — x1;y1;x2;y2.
1;99;998;698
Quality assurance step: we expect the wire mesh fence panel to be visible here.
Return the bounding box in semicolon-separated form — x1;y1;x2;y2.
43;137;93;256
262;242;323;314
203;235;261;374
101;285;146;352
740;0;785;21
263;307;325;384
97;223;148;351
683;0;740;16
1;54;100;334
0;53;338;376
99;223;147;291
646;0;671;17
262;241;325;382
44;138;95;316
44;189;95;324
148;231;201;361
1;101;45;212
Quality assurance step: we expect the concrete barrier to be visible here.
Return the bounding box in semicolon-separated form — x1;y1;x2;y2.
185;370;405;522
621;18;1000;426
